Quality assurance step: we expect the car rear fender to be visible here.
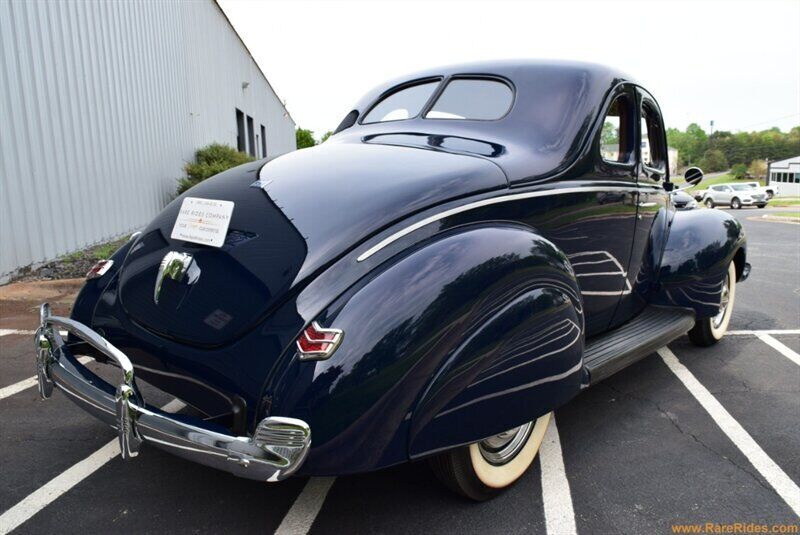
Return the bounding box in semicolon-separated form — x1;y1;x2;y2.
267;224;584;475
654;208;747;318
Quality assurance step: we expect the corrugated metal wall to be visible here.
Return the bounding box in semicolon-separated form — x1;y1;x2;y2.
0;0;296;281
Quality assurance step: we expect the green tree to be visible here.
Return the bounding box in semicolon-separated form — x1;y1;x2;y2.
670;123;798;169
319;131;334;144
296;127;316;149
699;149;728;172
177;143;254;194
601;121;618;145
730;163;747;179
683;123;709;165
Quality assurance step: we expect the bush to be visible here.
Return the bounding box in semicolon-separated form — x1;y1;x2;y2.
699;149;728;173
296;127;316;149
177;143;254;194
730;163;748;179
748;159;767;179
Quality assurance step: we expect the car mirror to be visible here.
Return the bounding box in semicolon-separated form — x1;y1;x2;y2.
672;167;703;193
683;167;703;186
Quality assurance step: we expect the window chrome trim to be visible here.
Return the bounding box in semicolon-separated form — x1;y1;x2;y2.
356;185;660;262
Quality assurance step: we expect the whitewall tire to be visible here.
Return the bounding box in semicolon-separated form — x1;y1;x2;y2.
429;413;551;501
688;262;736;346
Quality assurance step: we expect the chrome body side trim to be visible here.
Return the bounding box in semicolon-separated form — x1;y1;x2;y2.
34;304;311;482
356;185;660;262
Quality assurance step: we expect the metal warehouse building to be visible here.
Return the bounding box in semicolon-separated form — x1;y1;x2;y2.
0;0;296;281
766;156;800;197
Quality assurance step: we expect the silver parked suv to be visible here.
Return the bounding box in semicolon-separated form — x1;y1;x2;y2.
702;183;768;209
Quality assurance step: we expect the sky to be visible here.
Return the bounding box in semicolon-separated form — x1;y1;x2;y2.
218;0;800;139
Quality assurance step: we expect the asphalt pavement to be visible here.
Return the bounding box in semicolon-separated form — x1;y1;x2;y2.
0;206;798;534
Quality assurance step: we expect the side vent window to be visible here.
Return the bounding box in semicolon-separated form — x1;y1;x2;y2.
599;94;635;164
641;102;667;172
334;110;359;134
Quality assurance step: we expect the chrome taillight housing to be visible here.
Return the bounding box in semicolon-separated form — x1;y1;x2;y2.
86;259;114;280
296;322;343;361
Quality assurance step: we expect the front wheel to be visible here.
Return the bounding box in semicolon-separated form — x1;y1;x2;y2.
688;262;736;347
429;413;551;501
731;197;742;209
757;204;767;209
705;198;715;208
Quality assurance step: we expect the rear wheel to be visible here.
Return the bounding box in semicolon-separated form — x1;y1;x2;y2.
429;413;551;501
730;197;742;209
705;198;715;208
688;262;736;347
757;204;766;208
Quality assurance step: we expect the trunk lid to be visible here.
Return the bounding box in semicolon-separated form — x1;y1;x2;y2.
117;142;506;346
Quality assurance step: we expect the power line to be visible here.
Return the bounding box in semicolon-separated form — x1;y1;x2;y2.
726;113;800;132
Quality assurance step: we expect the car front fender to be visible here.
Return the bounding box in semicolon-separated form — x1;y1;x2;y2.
267;224;585;475
655;208;746;318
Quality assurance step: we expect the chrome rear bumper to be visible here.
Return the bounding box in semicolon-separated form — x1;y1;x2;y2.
34;303;310;482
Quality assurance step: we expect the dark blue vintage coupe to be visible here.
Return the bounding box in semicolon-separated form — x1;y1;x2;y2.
35;61;749;500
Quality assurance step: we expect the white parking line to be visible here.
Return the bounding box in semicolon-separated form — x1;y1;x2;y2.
0;329;67;337
658;347;800;517
727;329;800;336
539;414;577;535
0;329;33;337
274;477;336;535
754;333;800;366
0;399;185;535
0;357;92;400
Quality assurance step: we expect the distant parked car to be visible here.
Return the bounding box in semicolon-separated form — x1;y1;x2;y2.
744;181;774;199
702;183;768;209
671;190;698;210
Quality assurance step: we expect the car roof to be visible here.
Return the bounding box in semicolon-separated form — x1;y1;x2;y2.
335;60;637;184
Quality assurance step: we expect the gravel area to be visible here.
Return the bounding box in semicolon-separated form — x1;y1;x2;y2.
7;236;129;283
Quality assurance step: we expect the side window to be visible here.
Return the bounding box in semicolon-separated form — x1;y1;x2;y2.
600;93;635;164
362;81;440;124
640;101;666;172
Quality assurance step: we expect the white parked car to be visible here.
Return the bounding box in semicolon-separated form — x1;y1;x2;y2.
744;181;775;199
702;183;769;209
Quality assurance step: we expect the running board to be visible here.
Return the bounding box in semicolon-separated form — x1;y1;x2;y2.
583;306;696;385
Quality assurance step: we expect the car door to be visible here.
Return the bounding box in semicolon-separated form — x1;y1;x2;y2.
550;84;640;337
608;87;670;329
721;186;734;205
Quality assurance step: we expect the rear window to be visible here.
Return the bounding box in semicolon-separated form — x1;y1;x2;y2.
362;81;440;124
425;79;513;120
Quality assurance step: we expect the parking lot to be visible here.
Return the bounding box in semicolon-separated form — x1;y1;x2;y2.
0;207;798;535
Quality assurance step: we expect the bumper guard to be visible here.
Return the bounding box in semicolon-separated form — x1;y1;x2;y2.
34;303;310;482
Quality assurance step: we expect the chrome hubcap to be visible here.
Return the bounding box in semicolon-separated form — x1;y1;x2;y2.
478;421;534;465
713;274;730;328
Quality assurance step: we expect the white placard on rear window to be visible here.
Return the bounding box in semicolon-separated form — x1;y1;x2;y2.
171;197;234;248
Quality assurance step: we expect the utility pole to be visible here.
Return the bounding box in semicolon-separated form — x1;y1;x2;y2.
765;159;770;185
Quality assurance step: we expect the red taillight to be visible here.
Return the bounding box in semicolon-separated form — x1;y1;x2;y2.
296;322;343;361
86;259;114;280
